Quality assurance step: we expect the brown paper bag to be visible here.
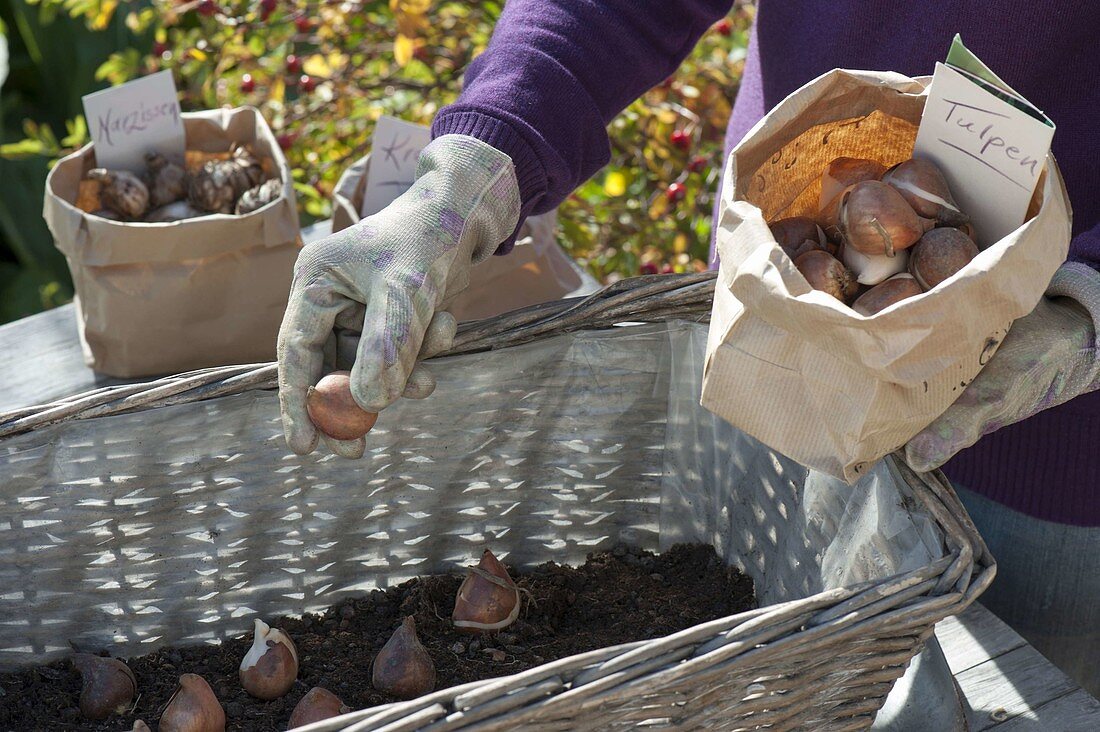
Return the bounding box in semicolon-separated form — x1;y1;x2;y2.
44;106;300;377
702;69;1072;483
332;153;583;322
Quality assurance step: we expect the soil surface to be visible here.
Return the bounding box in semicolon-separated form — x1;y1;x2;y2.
0;544;755;731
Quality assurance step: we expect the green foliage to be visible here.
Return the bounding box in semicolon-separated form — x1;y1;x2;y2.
0;0;752;323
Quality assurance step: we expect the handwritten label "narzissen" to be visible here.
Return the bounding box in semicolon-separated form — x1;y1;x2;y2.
96;102;181;148
82;70;186;172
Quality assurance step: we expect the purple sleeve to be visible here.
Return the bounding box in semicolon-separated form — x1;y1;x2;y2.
1069;225;1100;271
431;0;734;254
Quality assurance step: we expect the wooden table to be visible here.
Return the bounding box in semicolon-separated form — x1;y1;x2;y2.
2;233;1097;730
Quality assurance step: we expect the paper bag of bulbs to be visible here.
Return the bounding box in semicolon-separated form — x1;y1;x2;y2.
702;69;1071;483
332;153;585;322
43;106;300;377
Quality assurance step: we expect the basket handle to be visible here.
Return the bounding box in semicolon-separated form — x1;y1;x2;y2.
0;272;716;440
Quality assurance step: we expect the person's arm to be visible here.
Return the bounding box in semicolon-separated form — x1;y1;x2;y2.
432;0;735;253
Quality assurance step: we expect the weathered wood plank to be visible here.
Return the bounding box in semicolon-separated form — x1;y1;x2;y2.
936;604;1028;676
954;644;1080;731
991;689;1100;731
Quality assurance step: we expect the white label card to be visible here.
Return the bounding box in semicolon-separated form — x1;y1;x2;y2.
913;63;1055;247
360;115;433;218
82;70;185;172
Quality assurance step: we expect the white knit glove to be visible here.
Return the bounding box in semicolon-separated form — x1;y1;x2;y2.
905;262;1100;471
277;135;521;457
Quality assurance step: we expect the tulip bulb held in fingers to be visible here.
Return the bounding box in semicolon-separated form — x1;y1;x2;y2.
239;619;299;700
371;617;436;700
306;371;379;441
159;674;225;732
452;548;521;633
72;653;137;720
288;687;349;728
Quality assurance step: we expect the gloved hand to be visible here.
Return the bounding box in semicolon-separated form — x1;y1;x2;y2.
277;134;520;458
905;261;1100;472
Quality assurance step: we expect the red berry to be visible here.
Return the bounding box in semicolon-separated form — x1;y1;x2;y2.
688;156;707;173
286;54;302;74
152;41;169;57
295;15;312;33
715;18;732;36
666;182;686;203
197;0;217;17
276;133;295;150
260;0;277;13
670;130;691;150
299;74;316;93
239;73;256;93
413;46;430;61
640;262;659;276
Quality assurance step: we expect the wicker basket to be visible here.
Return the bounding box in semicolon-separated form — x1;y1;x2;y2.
0;274;993;731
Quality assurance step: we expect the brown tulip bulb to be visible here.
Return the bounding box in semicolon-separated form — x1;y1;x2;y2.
240;619;298;700
852;274;923;316
908;227;980;290
72;653;137;720
159;674;225;732
883;158;969;226
794;250;858;303
819;157;887;213
306;371;379;441
839;180;934;257
452;549;521;633
288;687;350;729
371;617;436;700
769;216;826;255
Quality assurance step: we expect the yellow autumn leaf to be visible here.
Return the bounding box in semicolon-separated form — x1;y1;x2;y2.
603;171;627;197
673;233;689;254
91;0;119;31
649;194;669;220
303;53;346;78
189;48;208;62
394;34;414;66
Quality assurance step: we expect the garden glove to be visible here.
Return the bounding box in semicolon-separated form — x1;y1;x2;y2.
905;262;1100;472
277;134;521;458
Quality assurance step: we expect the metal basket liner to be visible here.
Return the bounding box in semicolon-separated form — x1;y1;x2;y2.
0;322;944;670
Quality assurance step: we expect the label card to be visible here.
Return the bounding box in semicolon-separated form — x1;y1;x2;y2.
914;61;1055;248
360;115;433;218
82;70;185;173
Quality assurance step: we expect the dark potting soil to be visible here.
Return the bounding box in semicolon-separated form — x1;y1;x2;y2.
0;544;755;731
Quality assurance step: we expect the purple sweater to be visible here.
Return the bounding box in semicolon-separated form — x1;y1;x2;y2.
432;1;1100;526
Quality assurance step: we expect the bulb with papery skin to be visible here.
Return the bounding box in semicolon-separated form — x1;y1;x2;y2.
288;687;349;729
769;217;825;252
371;617;436;700
883;158;969;226
819;157;887;213
239;619;298;700
72;654;137;721
452;549;520;633
159;674;225;732
908;227;979;290
852;274;923;316
306;371;378;440
839;181;934;257
794;250;858;303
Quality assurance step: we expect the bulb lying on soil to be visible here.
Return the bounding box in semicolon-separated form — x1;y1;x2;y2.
288;687;349;729
794;249;859;303
452;548;521;634
239;619;298;700
852;274;924;316
306;371;379;441
72;653;136;721
159;674;225;732
371;617;436;700
908;227;980;290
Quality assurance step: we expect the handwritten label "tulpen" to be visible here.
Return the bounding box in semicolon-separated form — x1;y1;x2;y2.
83;70;186;172
914;63;1054;247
